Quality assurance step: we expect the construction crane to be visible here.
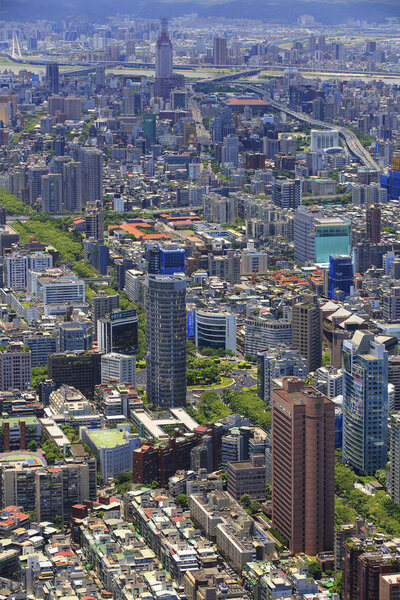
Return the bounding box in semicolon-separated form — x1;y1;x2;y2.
251;267;258;285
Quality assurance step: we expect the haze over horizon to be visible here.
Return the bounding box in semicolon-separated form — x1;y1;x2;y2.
1;0;400;23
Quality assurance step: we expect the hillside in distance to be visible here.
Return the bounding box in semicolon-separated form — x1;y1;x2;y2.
2;0;400;23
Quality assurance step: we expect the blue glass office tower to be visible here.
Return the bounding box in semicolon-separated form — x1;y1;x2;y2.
381;170;400;201
160;247;185;274
343;331;388;475
328;255;353;299
147;244;185;275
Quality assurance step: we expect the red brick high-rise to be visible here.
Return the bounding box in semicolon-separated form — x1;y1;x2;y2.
366;204;381;244
271;377;335;555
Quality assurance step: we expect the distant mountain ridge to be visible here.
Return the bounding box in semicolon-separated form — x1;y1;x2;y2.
2;0;399;23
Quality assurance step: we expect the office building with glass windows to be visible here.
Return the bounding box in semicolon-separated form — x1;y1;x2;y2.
342;331;388;475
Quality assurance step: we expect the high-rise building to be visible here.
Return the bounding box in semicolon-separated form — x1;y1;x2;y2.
294;210;350;265
80;148;103;205
343;541;400;600
195;310;236;353
0;205;6;226
366;204;381;243
85;200;103;241
380;573;400;599
155;17;173;78
1;458;96;525
311;129;339;151
388;412;400;503
213;37;228;65
292;293;322;373
271;377;335;555
227;454;266;502
64;97;82;121
47;351;102;400
101;352;136;386
41;173;62;214
328;255;354;299
222;135;239;167
0;343;31;391
91;291;120;327
5;254;28;291
383;287;400;323
63;161;82;212
208;251;241;284
95;66;105;88
272;177;301;209
154;17;184;100
46;62;59;94
257;348;307;404
28;165;48;206
146;274;187;407
343;331;388;475
388;356;400;411
142;113;157;143
146;243;185;275
97;309;138;355
59;322;93;352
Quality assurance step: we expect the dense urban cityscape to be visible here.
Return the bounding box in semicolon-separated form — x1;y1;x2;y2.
0;5;398;600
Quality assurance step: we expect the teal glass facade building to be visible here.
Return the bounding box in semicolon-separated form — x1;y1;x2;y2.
314;220;351;264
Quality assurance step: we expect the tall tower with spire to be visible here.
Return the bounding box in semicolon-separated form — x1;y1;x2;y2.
155;17;173;78
154;16;184;101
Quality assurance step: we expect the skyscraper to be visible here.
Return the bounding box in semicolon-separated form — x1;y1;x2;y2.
388;413;400;503
85;200;104;241
146;243;185;275
154;17;184;100
213;37;228;65
292;293;322;373
272;177;301;209
28;165;49;206
343;331;388;475
294;210;350;265
155;17;173;78
146;274;187;407
63;161;82;212
328;255;354;299
222;135;239;167
366;204;381;243
80;148;103;205
271;377;335;555
41;173;62;214
46;62;59;94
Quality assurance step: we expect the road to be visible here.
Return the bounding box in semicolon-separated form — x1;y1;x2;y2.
240;84;381;171
188;94;212;146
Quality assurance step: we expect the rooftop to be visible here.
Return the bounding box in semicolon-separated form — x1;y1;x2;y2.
86;429;129;448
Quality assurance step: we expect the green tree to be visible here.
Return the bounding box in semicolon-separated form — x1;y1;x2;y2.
375;469;387;488
248;500;261;514
27;440;38;452
307;560;322;580
219;471;227;490
176;493;188;510
31;366;48;392
115;471;132;485
240;494;251;509
53;514;63;530
331;571;343;595
322;351;331;366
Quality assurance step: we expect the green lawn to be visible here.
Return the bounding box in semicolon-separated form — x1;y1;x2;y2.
188;376;234;390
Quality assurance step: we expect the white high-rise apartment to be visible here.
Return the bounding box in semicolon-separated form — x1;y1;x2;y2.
101;353;136;386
